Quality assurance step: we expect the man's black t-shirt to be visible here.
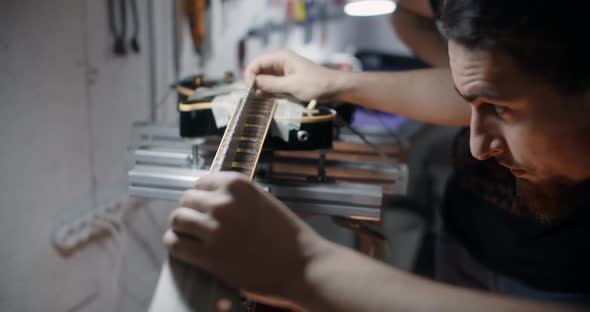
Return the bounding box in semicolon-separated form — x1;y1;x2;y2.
430;0;441;18
442;128;590;293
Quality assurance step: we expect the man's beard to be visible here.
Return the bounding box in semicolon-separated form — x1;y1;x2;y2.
514;178;585;223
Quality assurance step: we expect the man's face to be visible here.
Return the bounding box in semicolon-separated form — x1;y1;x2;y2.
449;40;590;185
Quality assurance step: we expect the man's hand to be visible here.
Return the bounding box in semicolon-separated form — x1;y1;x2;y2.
245;49;341;101
163;172;325;300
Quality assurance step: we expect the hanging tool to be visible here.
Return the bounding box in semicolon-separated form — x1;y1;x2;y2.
238;37;247;73
294;0;307;22
107;0;141;56
183;0;208;53
108;0;127;56
303;0;316;44
129;0;140;53
286;0;295;22
319;1;328;46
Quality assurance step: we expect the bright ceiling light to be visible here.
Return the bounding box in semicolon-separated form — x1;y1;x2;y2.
344;0;397;17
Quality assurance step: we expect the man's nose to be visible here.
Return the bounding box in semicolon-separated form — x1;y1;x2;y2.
469;108;505;160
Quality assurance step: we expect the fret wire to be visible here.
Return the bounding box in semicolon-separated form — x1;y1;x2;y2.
231;161;257;169
248;101;272;105
246;113;270;118
233;153;258;162
237;146;258;152
248;107;272;112
247;110;271;115
234;151;258;159
240;132;265;139
250;101;272;105
241;128;267;137
245;116;267;124
247;106;271;111
244;123;266;128
236;141;258;147
232;155;257;162
239;137;260;143
235;148;258;154
242;125;267;131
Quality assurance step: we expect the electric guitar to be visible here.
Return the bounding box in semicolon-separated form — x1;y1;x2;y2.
149;80;331;311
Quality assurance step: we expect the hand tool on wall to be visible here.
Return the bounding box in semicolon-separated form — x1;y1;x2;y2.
319;1;328;46
294;0;307;22
303;0;316;44
107;0;141;56
183;0;208;53
108;0;127;56
286;0;295;22
129;0;140;53
238;37;247;73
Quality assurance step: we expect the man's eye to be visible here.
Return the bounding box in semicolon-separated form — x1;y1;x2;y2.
490;104;509;116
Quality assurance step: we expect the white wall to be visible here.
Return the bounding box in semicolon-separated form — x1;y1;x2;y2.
0;2;94;310
0;0;150;310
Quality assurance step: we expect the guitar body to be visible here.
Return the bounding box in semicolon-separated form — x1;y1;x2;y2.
179;104;226;138
175;73;235;102
266;107;334;151
179;97;335;151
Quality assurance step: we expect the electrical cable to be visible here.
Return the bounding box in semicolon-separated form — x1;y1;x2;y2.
371;110;405;154
155;88;175;123
335;114;395;165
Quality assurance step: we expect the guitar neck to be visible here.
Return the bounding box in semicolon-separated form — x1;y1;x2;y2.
149;84;278;312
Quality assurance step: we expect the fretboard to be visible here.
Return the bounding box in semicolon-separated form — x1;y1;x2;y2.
210;91;277;178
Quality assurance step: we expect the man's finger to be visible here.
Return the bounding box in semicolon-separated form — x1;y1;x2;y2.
245;51;288;83
195;172;250;193
255;75;290;94
163;229;208;269
193;173;235;191
169;207;219;241
241;291;301;311
180;188;218;211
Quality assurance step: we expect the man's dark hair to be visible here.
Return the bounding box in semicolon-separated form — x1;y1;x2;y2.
439;0;589;94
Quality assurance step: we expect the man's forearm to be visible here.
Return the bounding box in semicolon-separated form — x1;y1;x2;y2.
392;6;449;67
286;243;579;312
329;68;471;126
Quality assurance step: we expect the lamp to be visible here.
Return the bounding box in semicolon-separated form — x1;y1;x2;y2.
344;0;397;17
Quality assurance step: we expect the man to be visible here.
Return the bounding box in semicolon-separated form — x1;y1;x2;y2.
163;0;590;310
392;0;590;305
